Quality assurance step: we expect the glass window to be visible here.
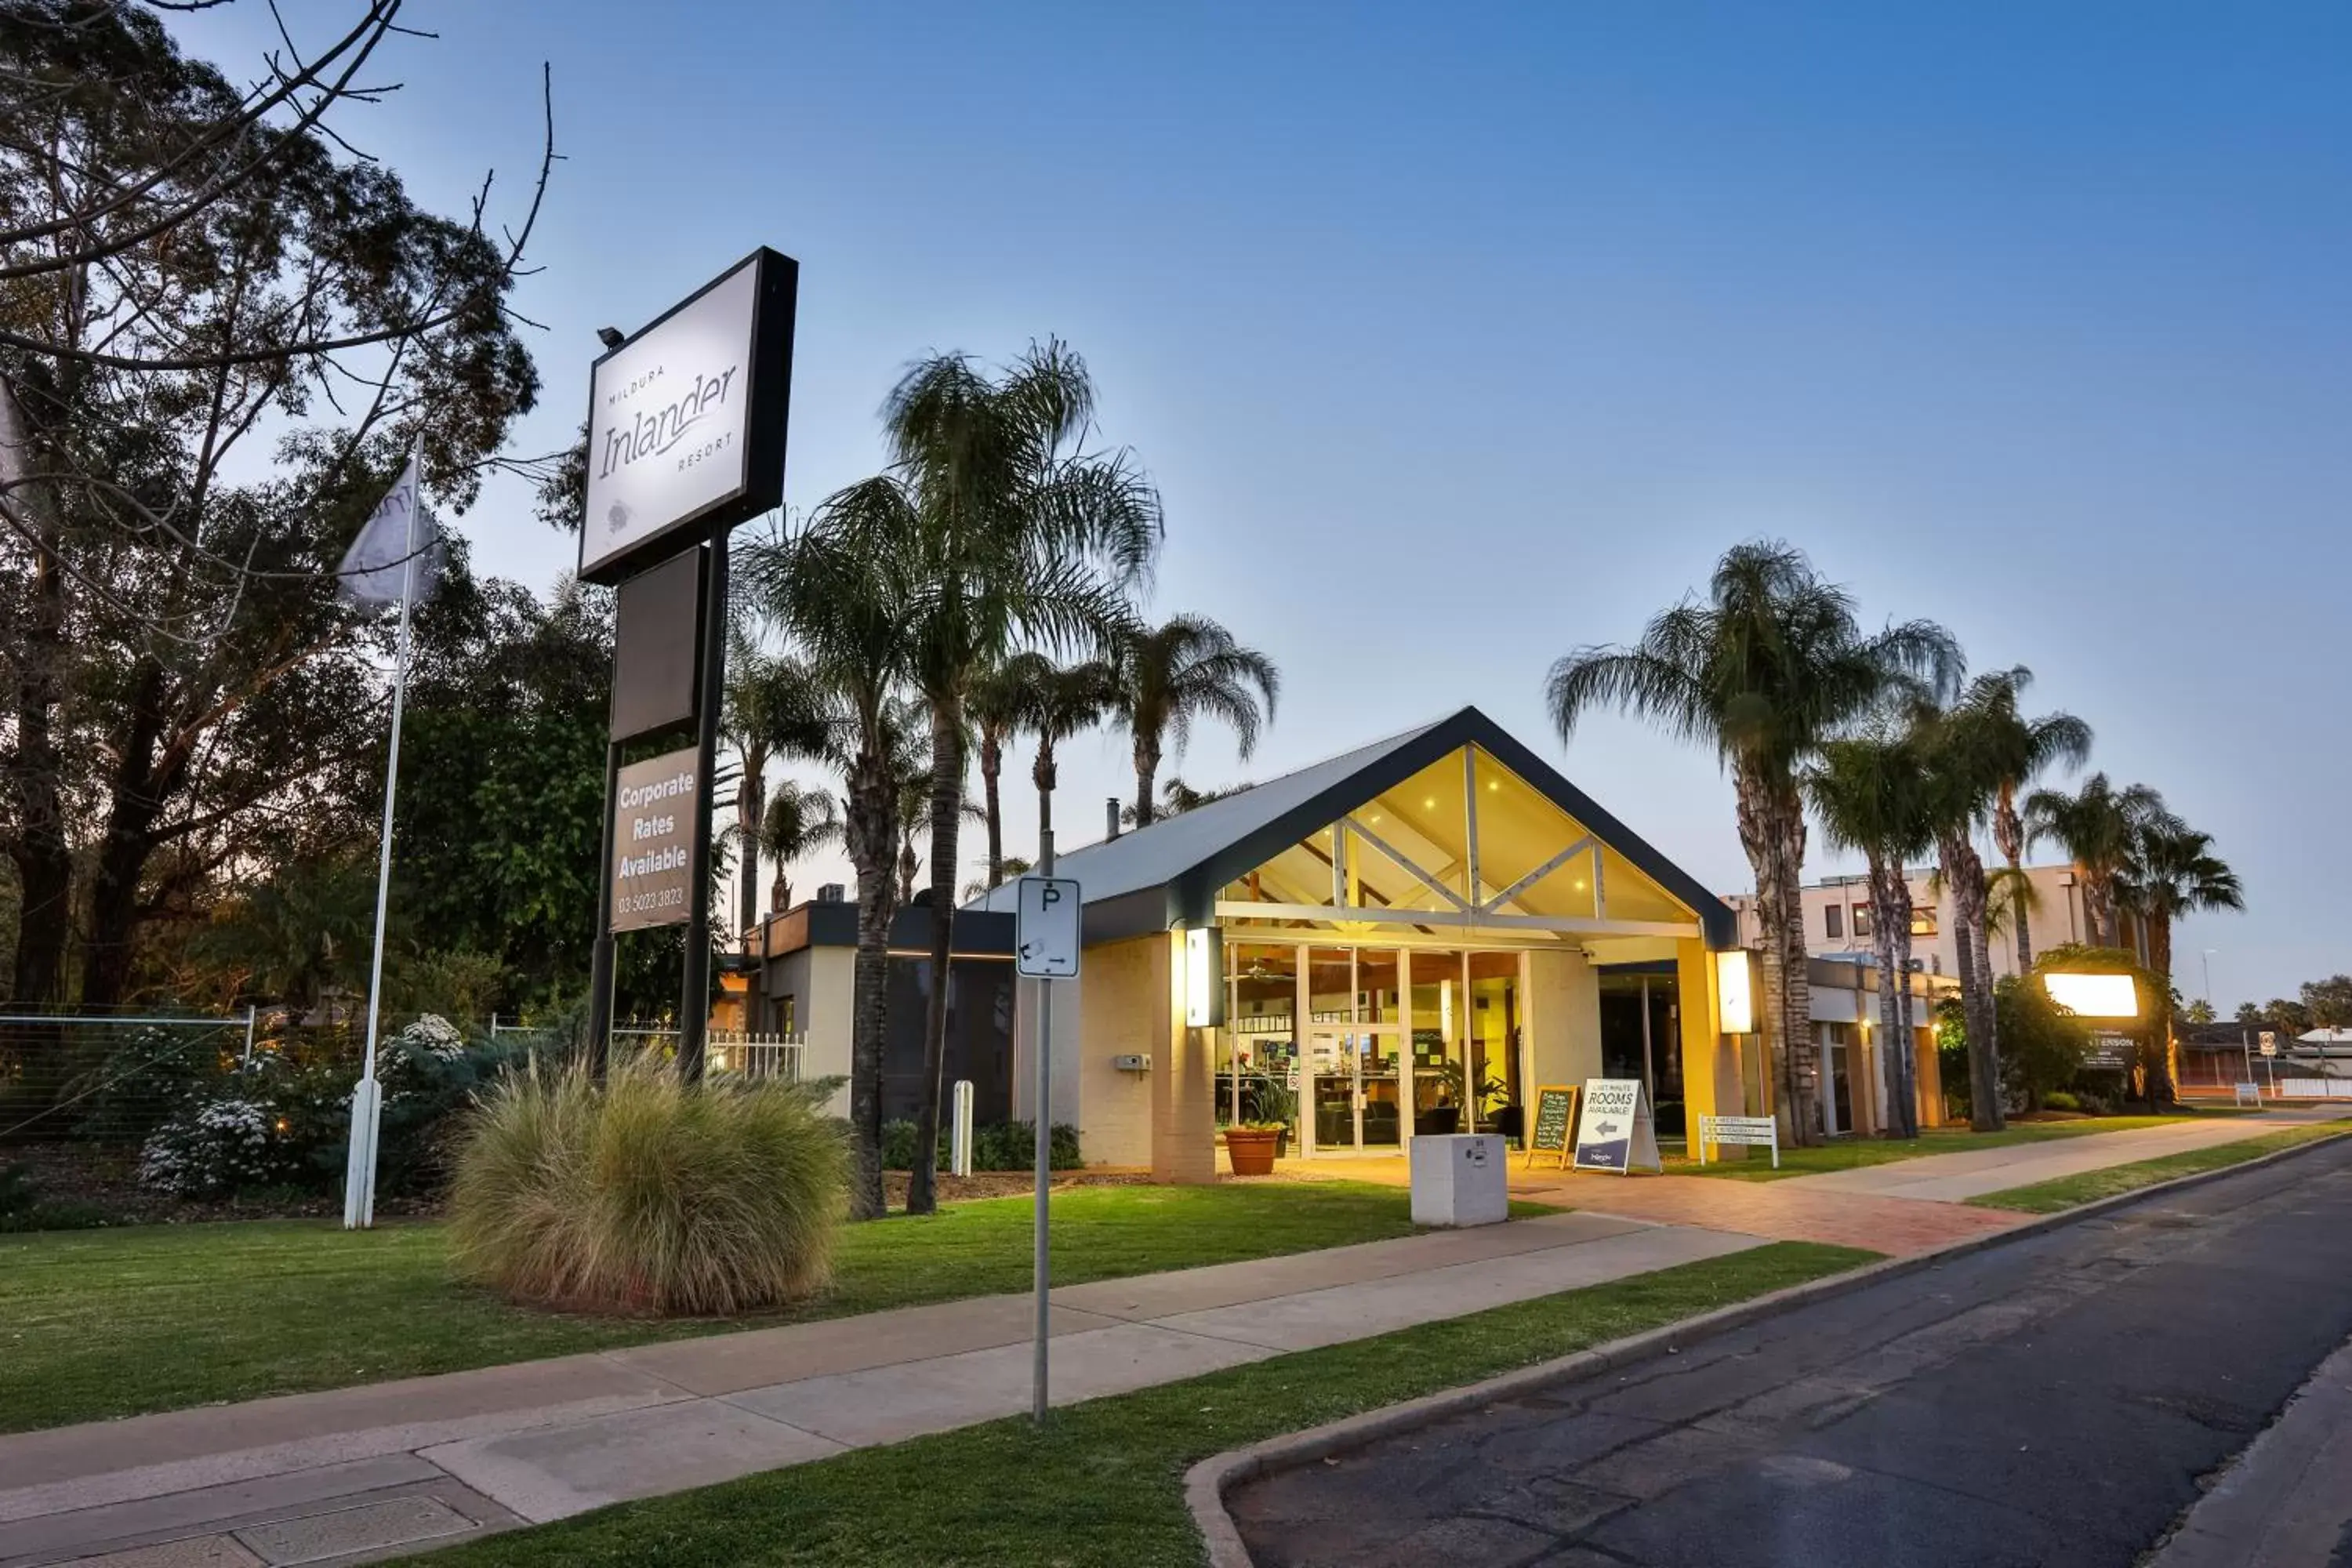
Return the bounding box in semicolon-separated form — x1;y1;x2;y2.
1852;905;1874;938
1911;906;1939;937
1824;904;1844;940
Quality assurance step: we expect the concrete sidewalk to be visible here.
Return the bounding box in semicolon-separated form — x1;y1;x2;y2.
0;1211;1761;1566
1779;1107;2350;1203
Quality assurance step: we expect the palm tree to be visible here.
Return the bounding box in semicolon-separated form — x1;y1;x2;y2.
1109;613;1280;829
2025;774;2175;949
1955;668;2091;969
2119;822;2242;1103
755;781;840;916
1909;693;2009;1131
966;656;1033;893
1802;725;1932;1137
735;525;920;1219
1548;540;1958;1146
723;638;812;943
1121;776;1253;827
836;339;1162;1214
1009;651;1116;862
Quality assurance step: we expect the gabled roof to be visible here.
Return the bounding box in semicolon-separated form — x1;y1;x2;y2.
971;705;1737;948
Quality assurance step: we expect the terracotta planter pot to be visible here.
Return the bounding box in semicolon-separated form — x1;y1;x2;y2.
1225;1127;1281;1177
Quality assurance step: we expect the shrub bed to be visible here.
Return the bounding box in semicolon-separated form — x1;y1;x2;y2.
880;1119;1081;1172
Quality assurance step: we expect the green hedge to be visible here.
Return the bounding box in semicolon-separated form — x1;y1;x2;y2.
880;1119;1081;1172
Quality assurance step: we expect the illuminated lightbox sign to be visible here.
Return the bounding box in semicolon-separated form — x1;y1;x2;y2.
1716;949;1756;1034
579;249;797;585
2042;971;2140;1019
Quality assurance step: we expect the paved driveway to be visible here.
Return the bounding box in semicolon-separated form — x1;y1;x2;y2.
1232;1137;2352;1568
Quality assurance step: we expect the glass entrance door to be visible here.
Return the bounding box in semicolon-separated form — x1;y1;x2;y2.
1302;946;1404;1152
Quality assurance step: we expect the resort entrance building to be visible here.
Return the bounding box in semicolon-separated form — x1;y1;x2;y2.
971;706;1761;1180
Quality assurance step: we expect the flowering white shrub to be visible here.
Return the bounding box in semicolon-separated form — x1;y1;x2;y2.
138;1098;284;1197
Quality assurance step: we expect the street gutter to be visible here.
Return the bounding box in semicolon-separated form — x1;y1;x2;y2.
1185;1126;2352;1568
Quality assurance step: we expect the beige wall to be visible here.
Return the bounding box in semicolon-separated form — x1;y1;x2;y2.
768;946;854;1116
1075;935;1167;1170
1154;932;1217;1184
1525;947;1602;1093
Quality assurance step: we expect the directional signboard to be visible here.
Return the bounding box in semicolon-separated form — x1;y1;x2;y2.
1572;1077;1662;1175
1014;877;1081;978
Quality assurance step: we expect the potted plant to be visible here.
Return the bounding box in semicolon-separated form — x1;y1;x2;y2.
1226;1079;1294;1176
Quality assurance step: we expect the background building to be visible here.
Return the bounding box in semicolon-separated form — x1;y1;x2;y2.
1728;864;2149;982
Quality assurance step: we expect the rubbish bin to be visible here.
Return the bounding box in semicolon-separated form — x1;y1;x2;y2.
1409;1133;1508;1227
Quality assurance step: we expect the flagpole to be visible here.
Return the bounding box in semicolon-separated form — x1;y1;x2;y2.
345;445;421;1230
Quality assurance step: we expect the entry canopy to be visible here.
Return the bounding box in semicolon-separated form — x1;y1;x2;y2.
971;706;1737;952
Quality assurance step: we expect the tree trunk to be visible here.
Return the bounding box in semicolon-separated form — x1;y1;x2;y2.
979;729;1004;890
1870;856;1916;1138
1034;739;1058;848
1994;786;2034;971
2;380;72;1007
735;752;765;946
1736;766;1820;1145
1942;831;2003;1131
80;663;180;1009
2085;871;2118;950
1892;870;1922;1135
1133;734;1161;829
2147;910;2177;1107
842;750;900;1220
907;699;965;1216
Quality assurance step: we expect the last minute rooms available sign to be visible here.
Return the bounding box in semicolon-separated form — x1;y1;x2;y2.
609;748;698;932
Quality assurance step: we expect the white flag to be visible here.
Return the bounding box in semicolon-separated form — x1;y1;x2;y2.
338;448;442;607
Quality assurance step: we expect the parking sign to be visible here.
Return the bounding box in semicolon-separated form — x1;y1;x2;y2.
1015;877;1082;978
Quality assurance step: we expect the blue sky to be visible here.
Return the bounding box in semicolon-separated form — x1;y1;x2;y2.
179;2;2350;1009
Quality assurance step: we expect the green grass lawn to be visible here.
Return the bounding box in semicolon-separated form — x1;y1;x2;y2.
416;1240;1873;1568
1969;1123;2352;1214
1666;1114;2200;1181
0;1181;1465;1435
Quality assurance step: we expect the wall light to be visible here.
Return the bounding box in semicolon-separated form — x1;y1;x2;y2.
1185;927;1225;1028
2042;971;2139;1018
1716;949;1756;1034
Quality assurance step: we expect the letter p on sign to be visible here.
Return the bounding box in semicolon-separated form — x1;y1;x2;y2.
1016;877;1083;978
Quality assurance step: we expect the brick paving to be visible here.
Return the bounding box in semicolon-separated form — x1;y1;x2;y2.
1266;1156;2024;1255
1508;1171;2026;1254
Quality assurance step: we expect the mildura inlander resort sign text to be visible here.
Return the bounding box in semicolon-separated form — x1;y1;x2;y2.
577;249;797;585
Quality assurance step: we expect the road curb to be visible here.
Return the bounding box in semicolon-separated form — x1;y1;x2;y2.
1185;1127;2352;1568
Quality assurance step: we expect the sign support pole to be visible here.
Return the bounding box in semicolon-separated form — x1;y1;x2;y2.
586;736;621;1077
1033;824;1055;1425
677;538;729;1083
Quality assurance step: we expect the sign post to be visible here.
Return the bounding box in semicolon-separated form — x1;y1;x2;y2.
579;249;796;1074
1573;1078;1662;1174
1014;873;1080;1425
1526;1083;1577;1170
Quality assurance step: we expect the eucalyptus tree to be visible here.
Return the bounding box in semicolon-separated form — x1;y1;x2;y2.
827;340;1160;1214
1802;725;1933;1136
1109;614;1279;830
735;526;920;1219
2025;774;2174;949
0;3;551;1010
2118;822;2242;1102
1547;541;1958;1145
1955;668;2092;969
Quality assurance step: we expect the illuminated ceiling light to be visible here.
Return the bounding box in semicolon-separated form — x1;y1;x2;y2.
1486;779;1500;792
1573;879;1586;890
1423;797;1436;810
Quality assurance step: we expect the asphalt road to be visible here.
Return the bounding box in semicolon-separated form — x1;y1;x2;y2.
1230;1138;2352;1568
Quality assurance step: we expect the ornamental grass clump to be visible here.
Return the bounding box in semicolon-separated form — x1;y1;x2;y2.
447;1058;846;1316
